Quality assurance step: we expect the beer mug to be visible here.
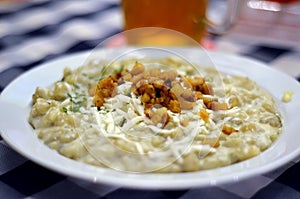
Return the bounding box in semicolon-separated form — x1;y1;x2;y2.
122;0;240;45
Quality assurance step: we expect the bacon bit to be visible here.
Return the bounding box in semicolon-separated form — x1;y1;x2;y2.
94;93;105;107
94;77;117;107
210;102;228;111
130;61;145;75
136;84;155;97
202;83;214;95
130;73;145;87
203;97;218;109
170;83;184;97
93;61;224;128
111;71;123;82
222;125;238;135
187;76;205;88
148;68;160;77
195;91;203;100
182;77;193;89
134;79;148;89
88;83;97;96
186;76;214;96
144;103;153;118
169;100;181;113
199;108;209;122
120;70;132;82
145;106;170;127
135;83;181;114
180;89;196;102
178;97;196;110
159;70;177;81
141;93;151;103
202;137;220;148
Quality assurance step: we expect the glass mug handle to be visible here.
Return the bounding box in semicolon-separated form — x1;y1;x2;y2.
206;0;240;35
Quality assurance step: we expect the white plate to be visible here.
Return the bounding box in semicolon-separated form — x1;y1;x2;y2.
1;48;300;189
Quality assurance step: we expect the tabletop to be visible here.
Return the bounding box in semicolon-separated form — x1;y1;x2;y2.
0;0;300;198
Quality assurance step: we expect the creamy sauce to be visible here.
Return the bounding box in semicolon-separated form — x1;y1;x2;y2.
29;58;282;173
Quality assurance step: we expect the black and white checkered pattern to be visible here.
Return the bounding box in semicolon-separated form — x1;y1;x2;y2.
0;0;300;198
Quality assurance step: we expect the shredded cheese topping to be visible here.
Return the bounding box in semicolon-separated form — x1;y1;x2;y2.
29;58;282;173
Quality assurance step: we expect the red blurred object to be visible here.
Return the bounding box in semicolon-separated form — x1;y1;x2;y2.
201;38;216;51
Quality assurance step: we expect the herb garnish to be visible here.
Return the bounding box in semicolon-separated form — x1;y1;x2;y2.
66;92;87;113
62;107;68;114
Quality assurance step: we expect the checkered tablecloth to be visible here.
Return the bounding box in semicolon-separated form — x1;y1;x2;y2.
0;0;300;198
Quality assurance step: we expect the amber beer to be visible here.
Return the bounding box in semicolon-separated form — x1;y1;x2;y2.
122;0;208;45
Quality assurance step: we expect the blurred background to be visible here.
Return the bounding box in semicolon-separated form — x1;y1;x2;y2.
0;0;299;83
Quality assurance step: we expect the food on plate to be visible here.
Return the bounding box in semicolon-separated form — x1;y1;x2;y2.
282;91;293;103
29;57;282;173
